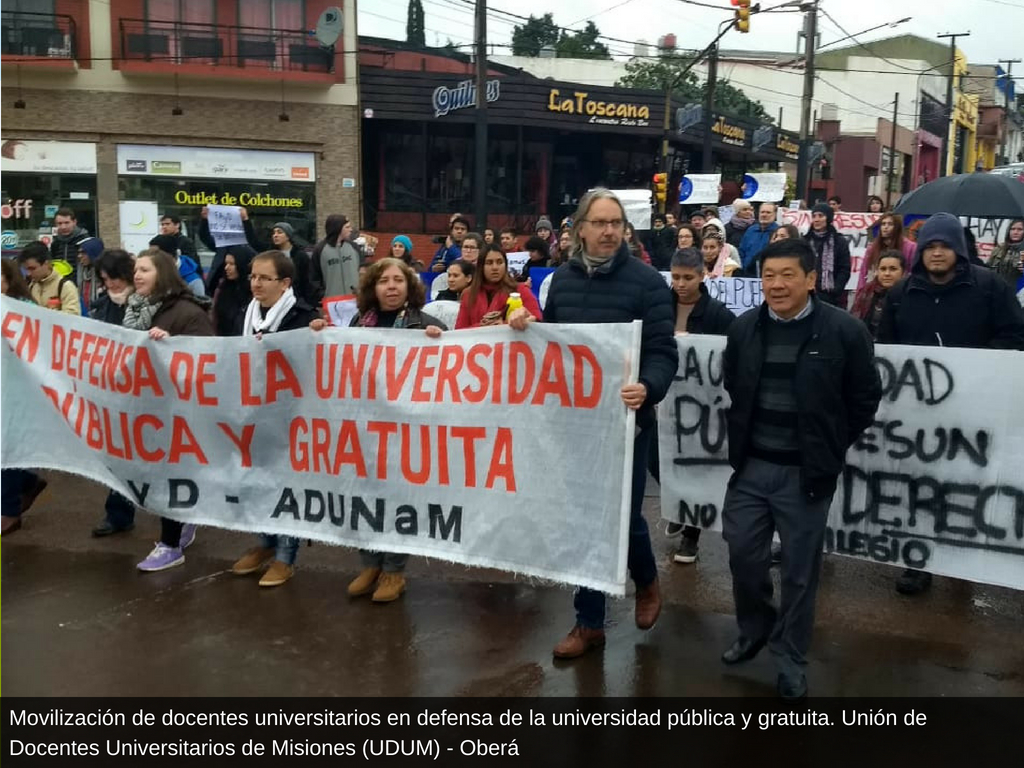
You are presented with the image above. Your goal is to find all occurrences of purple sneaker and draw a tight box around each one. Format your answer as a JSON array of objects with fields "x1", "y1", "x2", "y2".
[
  {"x1": 179, "y1": 524, "x2": 197, "y2": 550},
  {"x1": 137, "y1": 543, "x2": 184, "y2": 572}
]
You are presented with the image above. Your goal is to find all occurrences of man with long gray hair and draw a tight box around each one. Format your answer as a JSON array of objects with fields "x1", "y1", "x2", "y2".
[{"x1": 508, "y1": 188, "x2": 678, "y2": 659}]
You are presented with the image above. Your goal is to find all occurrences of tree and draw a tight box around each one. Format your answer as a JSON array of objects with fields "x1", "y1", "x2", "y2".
[
  {"x1": 406, "y1": 0, "x2": 425, "y2": 47},
  {"x1": 555, "y1": 22, "x2": 611, "y2": 60},
  {"x1": 617, "y1": 54, "x2": 773, "y2": 124},
  {"x1": 511, "y1": 13, "x2": 560, "y2": 57},
  {"x1": 511, "y1": 14, "x2": 612, "y2": 60}
]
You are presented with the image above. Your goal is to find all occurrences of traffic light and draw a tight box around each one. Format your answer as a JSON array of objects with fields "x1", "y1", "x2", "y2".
[
  {"x1": 732, "y1": 0, "x2": 751, "y2": 34},
  {"x1": 653, "y1": 173, "x2": 669, "y2": 203}
]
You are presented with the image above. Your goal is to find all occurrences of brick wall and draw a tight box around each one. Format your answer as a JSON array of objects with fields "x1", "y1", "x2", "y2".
[{"x1": 2, "y1": 87, "x2": 360, "y2": 241}]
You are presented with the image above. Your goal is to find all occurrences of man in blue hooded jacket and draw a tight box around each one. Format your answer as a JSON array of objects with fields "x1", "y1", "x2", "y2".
[
  {"x1": 738, "y1": 202, "x2": 779, "y2": 275},
  {"x1": 878, "y1": 212, "x2": 1024, "y2": 595}
]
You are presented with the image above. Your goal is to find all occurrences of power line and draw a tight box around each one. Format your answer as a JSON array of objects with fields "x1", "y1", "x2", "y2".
[
  {"x1": 817, "y1": 7, "x2": 936, "y2": 74},
  {"x1": 566, "y1": 0, "x2": 642, "y2": 27}
]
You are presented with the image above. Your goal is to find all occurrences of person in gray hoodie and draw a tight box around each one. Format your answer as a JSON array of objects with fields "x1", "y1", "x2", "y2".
[{"x1": 310, "y1": 214, "x2": 360, "y2": 303}]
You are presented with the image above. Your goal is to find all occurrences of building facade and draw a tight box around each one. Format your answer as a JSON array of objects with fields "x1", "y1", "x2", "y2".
[{"x1": 1, "y1": 0, "x2": 360, "y2": 260}]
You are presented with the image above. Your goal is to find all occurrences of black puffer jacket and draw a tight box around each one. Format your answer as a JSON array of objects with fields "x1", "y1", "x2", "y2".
[
  {"x1": 544, "y1": 243, "x2": 678, "y2": 427},
  {"x1": 878, "y1": 213, "x2": 1024, "y2": 350},
  {"x1": 724, "y1": 295, "x2": 882, "y2": 500},
  {"x1": 681, "y1": 283, "x2": 735, "y2": 335}
]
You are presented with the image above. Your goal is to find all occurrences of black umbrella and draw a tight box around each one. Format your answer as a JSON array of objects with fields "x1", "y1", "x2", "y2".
[{"x1": 893, "y1": 172, "x2": 1024, "y2": 218}]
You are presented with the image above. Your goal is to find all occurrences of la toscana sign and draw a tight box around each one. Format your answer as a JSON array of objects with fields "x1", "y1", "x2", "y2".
[{"x1": 546, "y1": 89, "x2": 651, "y2": 127}]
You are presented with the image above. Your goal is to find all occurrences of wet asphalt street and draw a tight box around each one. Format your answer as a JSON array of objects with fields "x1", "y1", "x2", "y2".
[{"x1": 2, "y1": 472, "x2": 1022, "y2": 697}]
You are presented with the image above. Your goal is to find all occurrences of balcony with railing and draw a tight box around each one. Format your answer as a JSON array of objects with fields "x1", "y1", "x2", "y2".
[
  {"x1": 1, "y1": 11, "x2": 78, "y2": 70},
  {"x1": 116, "y1": 18, "x2": 337, "y2": 83}
]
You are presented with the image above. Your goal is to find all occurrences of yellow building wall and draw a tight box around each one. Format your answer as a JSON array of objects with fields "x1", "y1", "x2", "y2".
[{"x1": 945, "y1": 51, "x2": 981, "y2": 175}]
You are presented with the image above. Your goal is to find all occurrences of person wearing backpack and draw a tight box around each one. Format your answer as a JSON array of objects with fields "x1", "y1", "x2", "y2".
[{"x1": 18, "y1": 241, "x2": 80, "y2": 315}]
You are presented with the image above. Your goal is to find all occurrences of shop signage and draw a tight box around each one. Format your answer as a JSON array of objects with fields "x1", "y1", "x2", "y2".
[
  {"x1": 547, "y1": 89, "x2": 651, "y2": 126},
  {"x1": 1, "y1": 199, "x2": 33, "y2": 219},
  {"x1": 1, "y1": 140, "x2": 97, "y2": 174},
  {"x1": 711, "y1": 116, "x2": 747, "y2": 147},
  {"x1": 432, "y1": 79, "x2": 500, "y2": 117},
  {"x1": 172, "y1": 190, "x2": 304, "y2": 208},
  {"x1": 676, "y1": 103, "x2": 703, "y2": 133},
  {"x1": 2, "y1": 231, "x2": 18, "y2": 249},
  {"x1": 777, "y1": 133, "x2": 800, "y2": 160},
  {"x1": 752, "y1": 125, "x2": 774, "y2": 153},
  {"x1": 116, "y1": 145, "x2": 316, "y2": 183}
]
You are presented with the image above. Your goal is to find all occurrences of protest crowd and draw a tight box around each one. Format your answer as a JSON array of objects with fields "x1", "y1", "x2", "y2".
[{"x1": 3, "y1": 182, "x2": 1024, "y2": 702}]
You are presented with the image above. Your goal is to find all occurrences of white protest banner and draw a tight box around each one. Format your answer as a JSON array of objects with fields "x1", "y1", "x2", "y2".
[
  {"x1": 323, "y1": 295, "x2": 358, "y2": 328},
  {"x1": 704, "y1": 277, "x2": 763, "y2": 315},
  {"x1": 611, "y1": 189, "x2": 653, "y2": 230},
  {"x1": 207, "y1": 205, "x2": 248, "y2": 248},
  {"x1": 506, "y1": 251, "x2": 530, "y2": 278},
  {"x1": 0, "y1": 297, "x2": 641, "y2": 594},
  {"x1": 782, "y1": 210, "x2": 882, "y2": 290},
  {"x1": 741, "y1": 173, "x2": 787, "y2": 202},
  {"x1": 679, "y1": 174, "x2": 721, "y2": 205},
  {"x1": 658, "y1": 335, "x2": 1024, "y2": 591}
]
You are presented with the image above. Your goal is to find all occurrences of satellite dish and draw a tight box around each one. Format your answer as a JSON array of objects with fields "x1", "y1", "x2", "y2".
[{"x1": 315, "y1": 6, "x2": 343, "y2": 47}]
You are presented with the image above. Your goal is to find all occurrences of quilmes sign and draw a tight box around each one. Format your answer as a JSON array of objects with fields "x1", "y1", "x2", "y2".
[
  {"x1": 548, "y1": 89, "x2": 651, "y2": 126},
  {"x1": 433, "y1": 79, "x2": 501, "y2": 117}
]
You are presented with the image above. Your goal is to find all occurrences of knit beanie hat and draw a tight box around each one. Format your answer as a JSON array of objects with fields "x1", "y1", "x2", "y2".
[
  {"x1": 536, "y1": 218, "x2": 553, "y2": 232},
  {"x1": 811, "y1": 202, "x2": 834, "y2": 226},
  {"x1": 391, "y1": 235, "x2": 413, "y2": 255},
  {"x1": 273, "y1": 222, "x2": 296, "y2": 241}
]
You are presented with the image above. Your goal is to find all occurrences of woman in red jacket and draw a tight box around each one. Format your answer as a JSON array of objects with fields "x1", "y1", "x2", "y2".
[{"x1": 455, "y1": 246, "x2": 542, "y2": 328}]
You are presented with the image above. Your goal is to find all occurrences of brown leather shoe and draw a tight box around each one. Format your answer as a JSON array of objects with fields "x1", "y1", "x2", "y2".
[
  {"x1": 635, "y1": 578, "x2": 662, "y2": 629},
  {"x1": 347, "y1": 567, "x2": 382, "y2": 597},
  {"x1": 552, "y1": 625, "x2": 606, "y2": 659}
]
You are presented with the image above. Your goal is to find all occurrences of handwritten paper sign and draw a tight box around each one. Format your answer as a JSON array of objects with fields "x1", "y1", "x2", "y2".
[
  {"x1": 658, "y1": 335, "x2": 1024, "y2": 592},
  {"x1": 506, "y1": 251, "x2": 530, "y2": 279},
  {"x1": 323, "y1": 295, "x2": 358, "y2": 328},
  {"x1": 207, "y1": 205, "x2": 247, "y2": 248}
]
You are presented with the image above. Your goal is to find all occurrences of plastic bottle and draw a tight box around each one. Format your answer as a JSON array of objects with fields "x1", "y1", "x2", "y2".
[{"x1": 505, "y1": 292, "x2": 524, "y2": 321}]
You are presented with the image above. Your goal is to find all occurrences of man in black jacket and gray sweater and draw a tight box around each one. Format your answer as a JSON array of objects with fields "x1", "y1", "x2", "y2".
[
  {"x1": 720, "y1": 239, "x2": 881, "y2": 699},
  {"x1": 508, "y1": 188, "x2": 679, "y2": 660}
]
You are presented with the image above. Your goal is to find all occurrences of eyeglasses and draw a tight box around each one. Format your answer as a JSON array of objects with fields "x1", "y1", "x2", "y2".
[
  {"x1": 249, "y1": 275, "x2": 281, "y2": 284},
  {"x1": 583, "y1": 219, "x2": 624, "y2": 230}
]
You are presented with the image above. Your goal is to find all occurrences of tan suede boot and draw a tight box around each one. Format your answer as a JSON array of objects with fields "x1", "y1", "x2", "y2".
[
  {"x1": 232, "y1": 547, "x2": 275, "y2": 575},
  {"x1": 371, "y1": 572, "x2": 406, "y2": 602},
  {"x1": 347, "y1": 567, "x2": 382, "y2": 597}
]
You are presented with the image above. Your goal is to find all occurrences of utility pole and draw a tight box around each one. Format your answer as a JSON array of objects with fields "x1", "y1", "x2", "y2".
[
  {"x1": 701, "y1": 44, "x2": 719, "y2": 172},
  {"x1": 474, "y1": 0, "x2": 488, "y2": 229},
  {"x1": 795, "y1": 1, "x2": 818, "y2": 206},
  {"x1": 886, "y1": 93, "x2": 899, "y2": 209},
  {"x1": 937, "y1": 31, "x2": 969, "y2": 177},
  {"x1": 998, "y1": 58, "x2": 1021, "y2": 165}
]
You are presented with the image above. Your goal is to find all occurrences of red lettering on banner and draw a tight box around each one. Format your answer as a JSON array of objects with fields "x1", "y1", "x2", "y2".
[
  {"x1": 451, "y1": 426, "x2": 487, "y2": 487},
  {"x1": 485, "y1": 427, "x2": 516, "y2": 491},
  {"x1": 85, "y1": 401, "x2": 103, "y2": 449},
  {"x1": 367, "y1": 420, "x2": 398, "y2": 480},
  {"x1": 66, "y1": 329, "x2": 83, "y2": 377},
  {"x1": 312, "y1": 418, "x2": 331, "y2": 472},
  {"x1": 239, "y1": 352, "x2": 260, "y2": 405},
  {"x1": 196, "y1": 354, "x2": 218, "y2": 405},
  {"x1": 331, "y1": 420, "x2": 368, "y2": 477},
  {"x1": 401, "y1": 423, "x2": 431, "y2": 485},
  {"x1": 385, "y1": 346, "x2": 419, "y2": 400},
  {"x1": 508, "y1": 342, "x2": 535, "y2": 405},
  {"x1": 411, "y1": 346, "x2": 440, "y2": 402},
  {"x1": 169, "y1": 416, "x2": 208, "y2": 464},
  {"x1": 462, "y1": 344, "x2": 490, "y2": 403},
  {"x1": 570, "y1": 345, "x2": 602, "y2": 408},
  {"x1": 169, "y1": 352, "x2": 218, "y2": 404},
  {"x1": 50, "y1": 326, "x2": 65, "y2": 370},
  {"x1": 267, "y1": 350, "x2": 302, "y2": 402},
  {"x1": 339, "y1": 343, "x2": 368, "y2": 398},
  {"x1": 1, "y1": 312, "x2": 39, "y2": 362},
  {"x1": 217, "y1": 423, "x2": 255, "y2": 467},
  {"x1": 437, "y1": 425, "x2": 450, "y2": 486},
  {"x1": 492, "y1": 342, "x2": 504, "y2": 404},
  {"x1": 435, "y1": 346, "x2": 465, "y2": 403},
  {"x1": 134, "y1": 415, "x2": 165, "y2": 462},
  {"x1": 290, "y1": 418, "x2": 308, "y2": 471},
  {"x1": 103, "y1": 409, "x2": 133, "y2": 460},
  {"x1": 89, "y1": 337, "x2": 108, "y2": 387},
  {"x1": 132, "y1": 347, "x2": 164, "y2": 397},
  {"x1": 532, "y1": 342, "x2": 571, "y2": 406},
  {"x1": 367, "y1": 346, "x2": 383, "y2": 400}
]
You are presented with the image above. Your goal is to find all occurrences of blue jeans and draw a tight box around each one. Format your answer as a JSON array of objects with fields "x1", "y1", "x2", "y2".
[
  {"x1": 258, "y1": 534, "x2": 300, "y2": 566},
  {"x1": 1, "y1": 469, "x2": 36, "y2": 518},
  {"x1": 104, "y1": 491, "x2": 135, "y2": 529},
  {"x1": 360, "y1": 550, "x2": 409, "y2": 572},
  {"x1": 574, "y1": 425, "x2": 658, "y2": 629}
]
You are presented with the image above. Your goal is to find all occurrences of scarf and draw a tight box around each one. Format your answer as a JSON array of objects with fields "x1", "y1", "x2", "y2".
[
  {"x1": 107, "y1": 286, "x2": 133, "y2": 306},
  {"x1": 729, "y1": 214, "x2": 754, "y2": 232},
  {"x1": 581, "y1": 251, "x2": 614, "y2": 275},
  {"x1": 123, "y1": 292, "x2": 162, "y2": 331},
  {"x1": 243, "y1": 287, "x2": 296, "y2": 336},
  {"x1": 809, "y1": 228, "x2": 836, "y2": 292},
  {"x1": 357, "y1": 305, "x2": 412, "y2": 328}
]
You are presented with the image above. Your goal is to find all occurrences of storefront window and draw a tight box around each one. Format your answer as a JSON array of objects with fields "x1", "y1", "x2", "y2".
[
  {"x1": 426, "y1": 133, "x2": 473, "y2": 214},
  {"x1": 1, "y1": 175, "x2": 98, "y2": 252},
  {"x1": 117, "y1": 176, "x2": 316, "y2": 258},
  {"x1": 486, "y1": 137, "x2": 517, "y2": 214},
  {"x1": 381, "y1": 131, "x2": 426, "y2": 213}
]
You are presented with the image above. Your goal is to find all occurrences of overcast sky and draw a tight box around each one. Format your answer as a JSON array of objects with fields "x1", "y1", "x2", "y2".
[{"x1": 359, "y1": 0, "x2": 1024, "y2": 76}]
